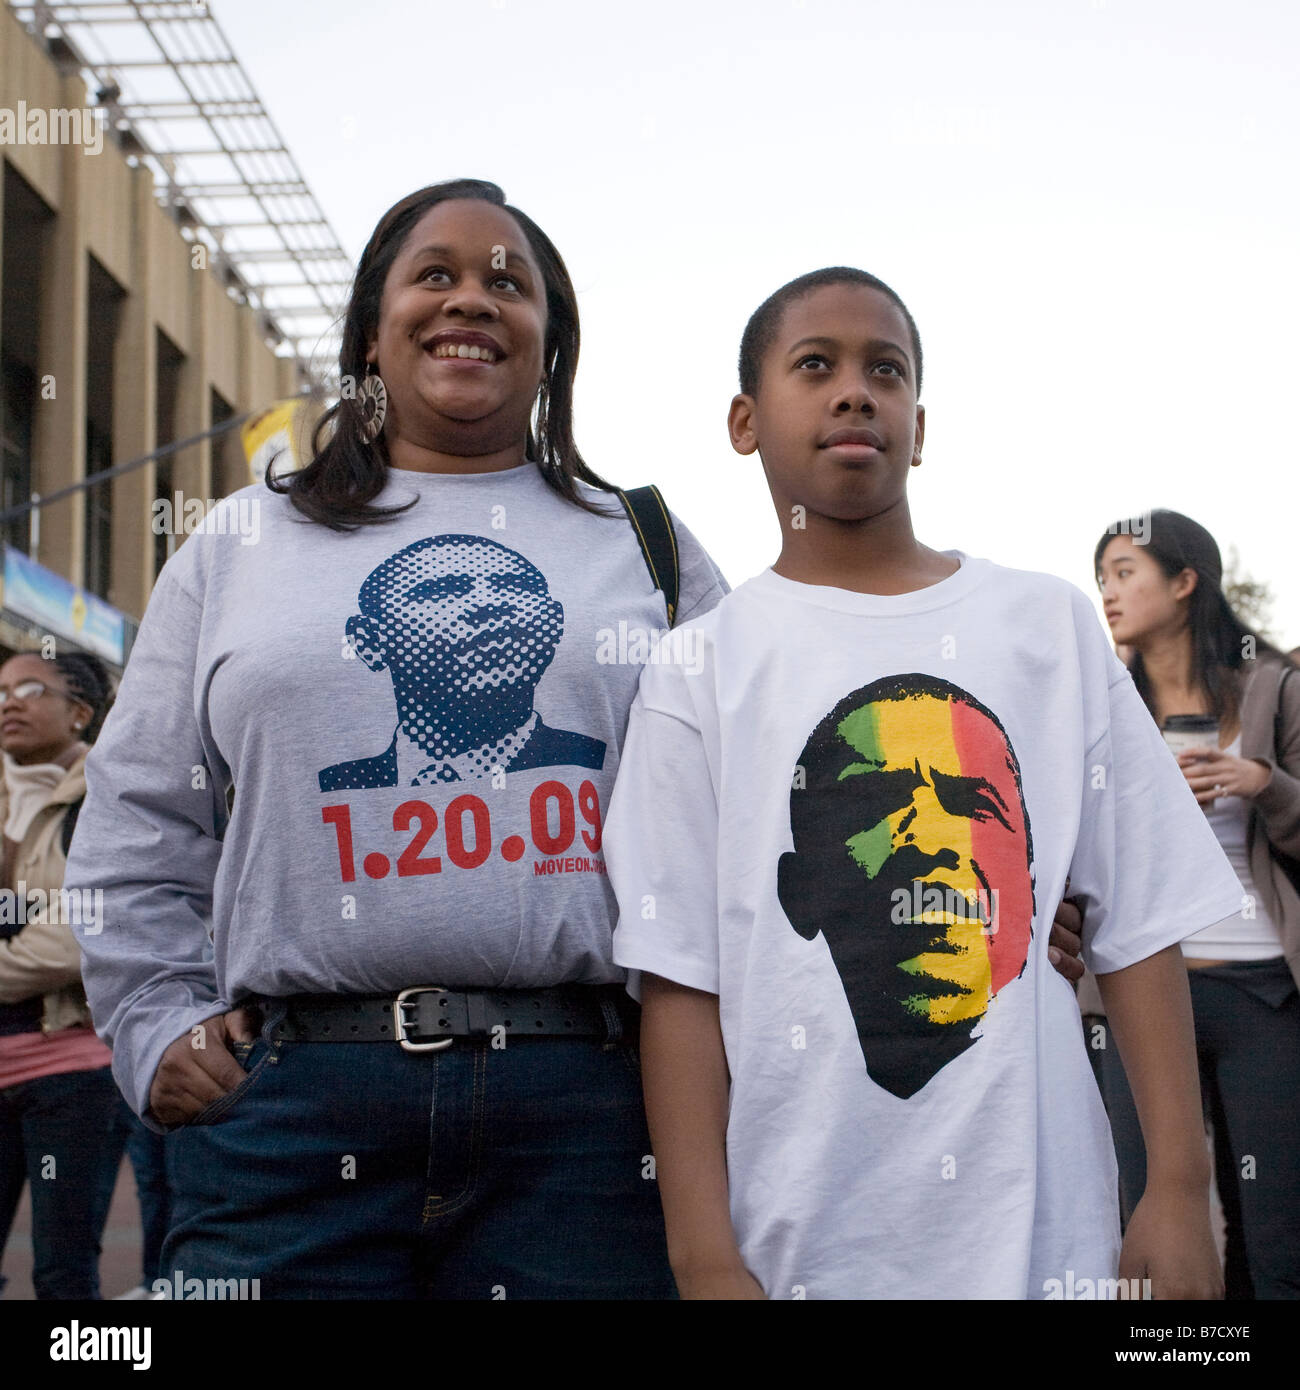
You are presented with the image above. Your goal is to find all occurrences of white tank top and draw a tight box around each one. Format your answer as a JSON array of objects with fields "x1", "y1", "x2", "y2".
[{"x1": 1180, "y1": 734, "x2": 1283, "y2": 960}]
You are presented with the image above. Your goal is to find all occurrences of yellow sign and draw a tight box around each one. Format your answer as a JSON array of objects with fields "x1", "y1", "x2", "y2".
[{"x1": 241, "y1": 399, "x2": 310, "y2": 484}]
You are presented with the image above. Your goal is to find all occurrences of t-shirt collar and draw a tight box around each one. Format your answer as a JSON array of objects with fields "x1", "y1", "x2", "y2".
[{"x1": 751, "y1": 551, "x2": 989, "y2": 616}]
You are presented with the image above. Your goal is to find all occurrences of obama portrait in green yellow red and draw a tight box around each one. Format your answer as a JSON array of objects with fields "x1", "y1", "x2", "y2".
[{"x1": 779, "y1": 674, "x2": 1036, "y2": 1099}]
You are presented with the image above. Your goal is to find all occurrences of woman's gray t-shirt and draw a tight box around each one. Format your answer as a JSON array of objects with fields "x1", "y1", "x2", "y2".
[{"x1": 66, "y1": 462, "x2": 727, "y2": 1124}]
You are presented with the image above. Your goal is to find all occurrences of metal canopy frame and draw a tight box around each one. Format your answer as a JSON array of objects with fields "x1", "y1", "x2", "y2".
[{"x1": 9, "y1": 0, "x2": 349, "y2": 387}]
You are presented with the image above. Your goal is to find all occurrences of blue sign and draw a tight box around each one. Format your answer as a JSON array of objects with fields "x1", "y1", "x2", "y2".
[{"x1": 2, "y1": 546, "x2": 127, "y2": 666}]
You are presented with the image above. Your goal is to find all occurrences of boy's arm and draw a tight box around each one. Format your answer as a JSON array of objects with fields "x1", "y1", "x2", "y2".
[
  {"x1": 1094, "y1": 946, "x2": 1222, "y2": 1300},
  {"x1": 639, "y1": 972, "x2": 765, "y2": 1300}
]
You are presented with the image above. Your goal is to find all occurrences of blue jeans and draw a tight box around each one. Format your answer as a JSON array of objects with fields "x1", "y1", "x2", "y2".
[
  {"x1": 95, "y1": 1092, "x2": 173, "y2": 1285},
  {"x1": 162, "y1": 1000, "x2": 676, "y2": 1299},
  {"x1": 0, "y1": 1063, "x2": 121, "y2": 1299}
]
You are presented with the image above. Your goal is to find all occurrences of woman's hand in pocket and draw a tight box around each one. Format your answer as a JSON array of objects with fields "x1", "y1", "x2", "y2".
[{"x1": 147, "y1": 1005, "x2": 263, "y2": 1127}]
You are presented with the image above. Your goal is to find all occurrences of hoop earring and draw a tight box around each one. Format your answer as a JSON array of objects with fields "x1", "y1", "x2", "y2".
[{"x1": 358, "y1": 365, "x2": 388, "y2": 443}]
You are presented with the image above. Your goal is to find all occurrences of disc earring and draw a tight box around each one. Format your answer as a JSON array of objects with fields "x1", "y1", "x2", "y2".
[{"x1": 358, "y1": 365, "x2": 388, "y2": 442}]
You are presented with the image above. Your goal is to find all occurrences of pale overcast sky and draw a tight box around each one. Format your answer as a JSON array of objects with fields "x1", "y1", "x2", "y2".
[{"x1": 216, "y1": 0, "x2": 1298, "y2": 645}]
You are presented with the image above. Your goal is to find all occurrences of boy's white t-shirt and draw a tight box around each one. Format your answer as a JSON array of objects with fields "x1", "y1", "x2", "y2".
[{"x1": 606, "y1": 554, "x2": 1244, "y2": 1300}]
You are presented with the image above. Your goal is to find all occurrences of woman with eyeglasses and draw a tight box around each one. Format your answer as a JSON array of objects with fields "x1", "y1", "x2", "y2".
[{"x1": 0, "y1": 649, "x2": 116, "y2": 1298}]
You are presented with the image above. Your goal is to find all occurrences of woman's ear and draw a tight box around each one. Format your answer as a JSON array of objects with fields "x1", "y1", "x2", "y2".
[{"x1": 1173, "y1": 567, "x2": 1200, "y2": 602}]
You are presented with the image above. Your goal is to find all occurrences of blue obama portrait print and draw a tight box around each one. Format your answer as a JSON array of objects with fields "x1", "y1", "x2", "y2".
[{"x1": 319, "y1": 534, "x2": 606, "y2": 791}]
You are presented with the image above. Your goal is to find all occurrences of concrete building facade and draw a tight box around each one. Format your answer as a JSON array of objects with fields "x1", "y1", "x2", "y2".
[{"x1": 0, "y1": 3, "x2": 310, "y2": 672}]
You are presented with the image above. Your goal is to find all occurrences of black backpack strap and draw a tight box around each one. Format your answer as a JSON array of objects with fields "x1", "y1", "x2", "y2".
[
  {"x1": 60, "y1": 795, "x2": 84, "y2": 857},
  {"x1": 616, "y1": 485, "x2": 680, "y2": 627}
]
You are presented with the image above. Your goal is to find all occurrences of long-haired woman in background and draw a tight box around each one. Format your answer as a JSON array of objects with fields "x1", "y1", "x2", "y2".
[{"x1": 1095, "y1": 509, "x2": 1300, "y2": 1299}]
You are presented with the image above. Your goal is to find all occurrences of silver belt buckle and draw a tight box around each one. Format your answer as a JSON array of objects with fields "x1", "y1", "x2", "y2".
[{"x1": 393, "y1": 986, "x2": 455, "y2": 1053}]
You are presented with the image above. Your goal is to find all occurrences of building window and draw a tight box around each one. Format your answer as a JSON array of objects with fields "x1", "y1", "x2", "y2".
[
  {"x1": 1, "y1": 358, "x2": 34, "y2": 555},
  {"x1": 84, "y1": 255, "x2": 124, "y2": 597},
  {"x1": 83, "y1": 417, "x2": 113, "y2": 598},
  {"x1": 211, "y1": 387, "x2": 238, "y2": 498},
  {"x1": 2, "y1": 164, "x2": 53, "y2": 558},
  {"x1": 154, "y1": 330, "x2": 184, "y2": 578}
]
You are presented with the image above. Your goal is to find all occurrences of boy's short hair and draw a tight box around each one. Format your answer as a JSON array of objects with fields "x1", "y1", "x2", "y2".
[{"x1": 738, "y1": 267, "x2": 923, "y2": 399}]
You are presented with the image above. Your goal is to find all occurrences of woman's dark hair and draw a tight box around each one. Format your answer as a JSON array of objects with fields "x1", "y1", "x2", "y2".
[
  {"x1": 268, "y1": 178, "x2": 618, "y2": 530},
  {"x1": 738, "y1": 266, "x2": 923, "y2": 398},
  {"x1": 50, "y1": 650, "x2": 114, "y2": 744},
  {"x1": 1094, "y1": 508, "x2": 1282, "y2": 723}
]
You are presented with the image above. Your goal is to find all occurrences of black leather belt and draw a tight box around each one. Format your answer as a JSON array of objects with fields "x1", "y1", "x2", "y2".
[{"x1": 269, "y1": 984, "x2": 633, "y2": 1053}]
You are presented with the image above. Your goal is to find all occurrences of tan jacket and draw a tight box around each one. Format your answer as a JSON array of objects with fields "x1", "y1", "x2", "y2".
[
  {"x1": 0, "y1": 748, "x2": 94, "y2": 1033},
  {"x1": 1078, "y1": 654, "x2": 1300, "y2": 1013}
]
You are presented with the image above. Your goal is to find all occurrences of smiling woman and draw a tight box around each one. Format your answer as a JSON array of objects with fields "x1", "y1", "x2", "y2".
[
  {"x1": 273, "y1": 179, "x2": 617, "y2": 528},
  {"x1": 64, "y1": 178, "x2": 730, "y2": 1300}
]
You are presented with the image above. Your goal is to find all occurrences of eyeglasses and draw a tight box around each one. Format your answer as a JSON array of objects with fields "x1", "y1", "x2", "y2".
[{"x1": 0, "y1": 679, "x2": 76, "y2": 706}]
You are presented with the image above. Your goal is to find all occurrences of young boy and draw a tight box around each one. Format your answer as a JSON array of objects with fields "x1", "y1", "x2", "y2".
[{"x1": 604, "y1": 268, "x2": 1243, "y2": 1300}]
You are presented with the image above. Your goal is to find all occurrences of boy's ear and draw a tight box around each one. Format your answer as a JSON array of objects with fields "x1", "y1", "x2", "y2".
[
  {"x1": 728, "y1": 394, "x2": 760, "y2": 456},
  {"x1": 911, "y1": 403, "x2": 926, "y2": 467}
]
